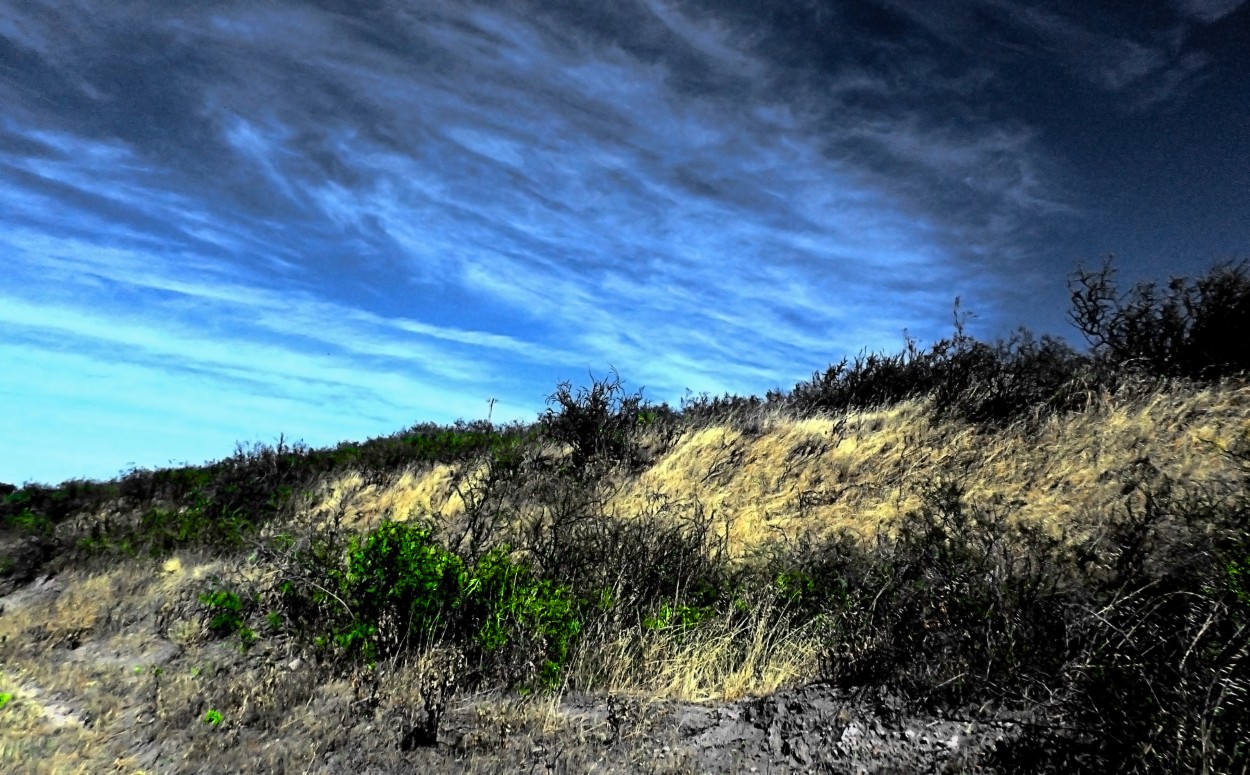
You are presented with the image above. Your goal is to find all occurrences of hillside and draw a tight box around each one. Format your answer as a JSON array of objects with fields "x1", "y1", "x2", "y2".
[{"x1": 2, "y1": 262, "x2": 1249, "y2": 773}]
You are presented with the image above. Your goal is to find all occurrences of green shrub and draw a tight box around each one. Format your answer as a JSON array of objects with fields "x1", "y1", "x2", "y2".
[
  {"x1": 324, "y1": 521, "x2": 581, "y2": 689},
  {"x1": 335, "y1": 520, "x2": 465, "y2": 659},
  {"x1": 9, "y1": 508, "x2": 53, "y2": 536},
  {"x1": 462, "y1": 546, "x2": 580, "y2": 689},
  {"x1": 199, "y1": 584, "x2": 256, "y2": 647}
]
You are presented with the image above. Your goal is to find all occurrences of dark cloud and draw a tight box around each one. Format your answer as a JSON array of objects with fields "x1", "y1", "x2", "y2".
[{"x1": 1172, "y1": 0, "x2": 1248, "y2": 22}]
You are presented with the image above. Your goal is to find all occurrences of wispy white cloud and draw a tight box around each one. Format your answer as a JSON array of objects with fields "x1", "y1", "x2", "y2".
[{"x1": 15, "y1": 0, "x2": 1217, "y2": 483}]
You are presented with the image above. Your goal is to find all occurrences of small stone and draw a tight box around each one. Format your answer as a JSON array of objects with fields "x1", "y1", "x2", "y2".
[
  {"x1": 840, "y1": 723, "x2": 862, "y2": 744},
  {"x1": 288, "y1": 658, "x2": 304, "y2": 671}
]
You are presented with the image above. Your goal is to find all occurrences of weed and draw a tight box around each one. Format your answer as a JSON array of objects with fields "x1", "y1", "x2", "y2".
[{"x1": 642, "y1": 601, "x2": 715, "y2": 633}]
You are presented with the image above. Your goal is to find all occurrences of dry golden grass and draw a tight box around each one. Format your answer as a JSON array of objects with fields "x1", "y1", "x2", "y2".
[
  {"x1": 284, "y1": 382, "x2": 1249, "y2": 560},
  {"x1": 308, "y1": 463, "x2": 461, "y2": 532},
  {"x1": 569, "y1": 598, "x2": 822, "y2": 702},
  {"x1": 606, "y1": 382, "x2": 1250, "y2": 555}
]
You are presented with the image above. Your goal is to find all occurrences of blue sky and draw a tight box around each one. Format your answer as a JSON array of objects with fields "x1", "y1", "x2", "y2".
[{"x1": 2, "y1": 0, "x2": 1247, "y2": 485}]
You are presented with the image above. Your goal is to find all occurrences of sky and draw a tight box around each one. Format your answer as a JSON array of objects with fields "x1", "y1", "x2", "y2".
[{"x1": 2, "y1": 0, "x2": 1247, "y2": 485}]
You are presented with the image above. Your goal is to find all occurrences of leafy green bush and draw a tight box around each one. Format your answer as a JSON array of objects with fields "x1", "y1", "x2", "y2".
[
  {"x1": 290, "y1": 520, "x2": 581, "y2": 690},
  {"x1": 335, "y1": 521, "x2": 465, "y2": 659},
  {"x1": 461, "y1": 546, "x2": 580, "y2": 689}
]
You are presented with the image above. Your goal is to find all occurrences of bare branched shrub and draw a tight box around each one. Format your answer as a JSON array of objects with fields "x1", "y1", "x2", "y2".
[
  {"x1": 541, "y1": 367, "x2": 657, "y2": 478},
  {"x1": 1070, "y1": 256, "x2": 1250, "y2": 381}
]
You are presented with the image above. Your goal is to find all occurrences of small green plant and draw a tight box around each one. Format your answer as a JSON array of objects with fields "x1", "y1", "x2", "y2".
[
  {"x1": 200, "y1": 587, "x2": 245, "y2": 632},
  {"x1": 199, "y1": 583, "x2": 257, "y2": 648},
  {"x1": 1228, "y1": 554, "x2": 1250, "y2": 609},
  {"x1": 774, "y1": 569, "x2": 816, "y2": 603},
  {"x1": 203, "y1": 708, "x2": 223, "y2": 727},
  {"x1": 0, "y1": 692, "x2": 12, "y2": 710},
  {"x1": 10, "y1": 507, "x2": 52, "y2": 536},
  {"x1": 642, "y1": 600, "x2": 715, "y2": 632}
]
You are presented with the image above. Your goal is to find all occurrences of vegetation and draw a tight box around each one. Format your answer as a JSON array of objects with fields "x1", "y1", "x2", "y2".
[{"x1": 1, "y1": 258, "x2": 1249, "y2": 772}]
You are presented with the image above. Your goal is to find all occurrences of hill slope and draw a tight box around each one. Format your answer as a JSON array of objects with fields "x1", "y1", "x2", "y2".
[{"x1": 2, "y1": 377, "x2": 1248, "y2": 773}]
